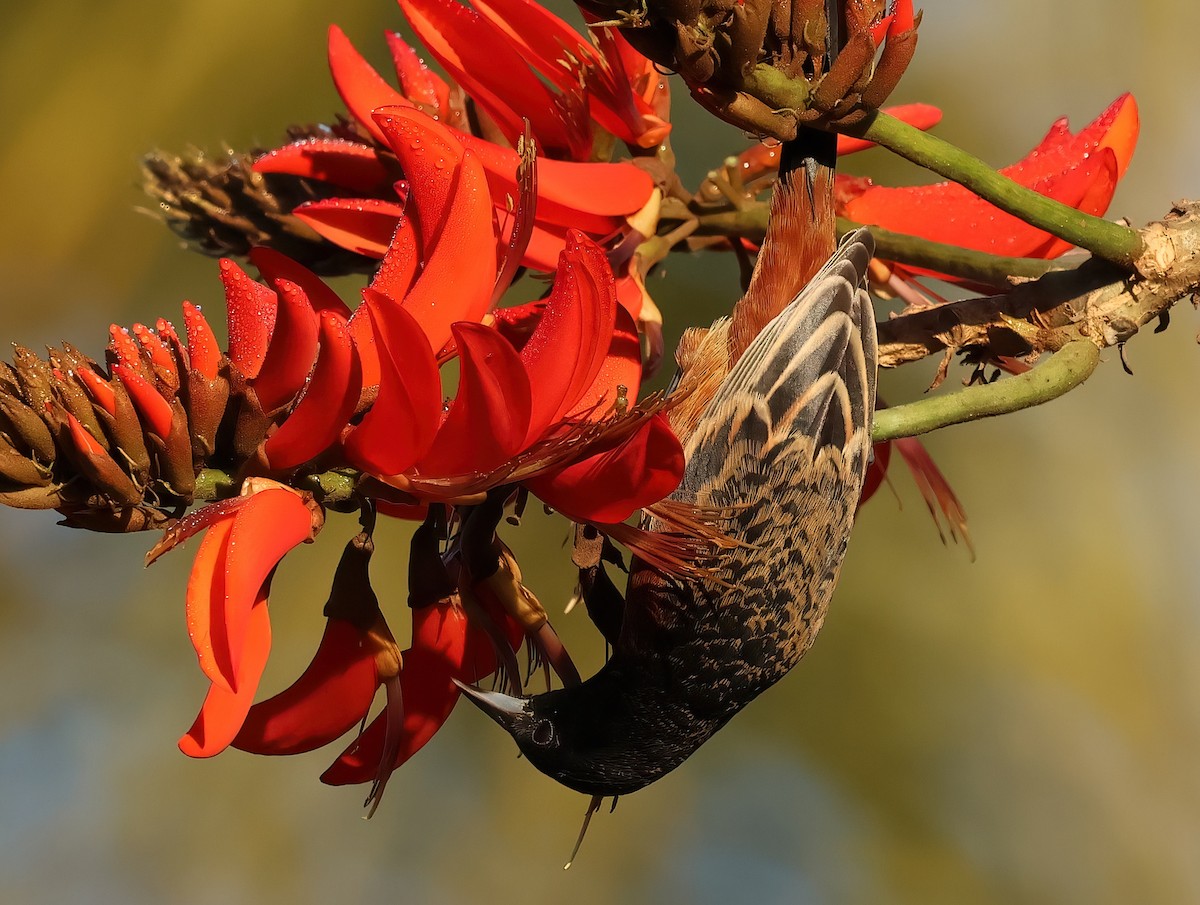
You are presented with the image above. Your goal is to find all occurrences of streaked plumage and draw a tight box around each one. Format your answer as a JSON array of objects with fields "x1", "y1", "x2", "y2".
[{"x1": 460, "y1": 214, "x2": 878, "y2": 796}]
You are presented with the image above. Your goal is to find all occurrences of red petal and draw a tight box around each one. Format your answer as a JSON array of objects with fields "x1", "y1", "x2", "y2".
[
  {"x1": 262, "y1": 313, "x2": 362, "y2": 471},
  {"x1": 397, "y1": 0, "x2": 569, "y2": 153},
  {"x1": 375, "y1": 113, "x2": 498, "y2": 352},
  {"x1": 321, "y1": 601, "x2": 469, "y2": 785},
  {"x1": 114, "y1": 364, "x2": 174, "y2": 439},
  {"x1": 366, "y1": 213, "x2": 421, "y2": 301},
  {"x1": 249, "y1": 247, "x2": 354, "y2": 318},
  {"x1": 179, "y1": 592, "x2": 272, "y2": 758},
  {"x1": 859, "y1": 439, "x2": 893, "y2": 506},
  {"x1": 519, "y1": 233, "x2": 618, "y2": 442},
  {"x1": 843, "y1": 96, "x2": 1138, "y2": 261},
  {"x1": 185, "y1": 514, "x2": 238, "y2": 691},
  {"x1": 183, "y1": 302, "x2": 221, "y2": 380},
  {"x1": 253, "y1": 138, "x2": 391, "y2": 194},
  {"x1": 293, "y1": 198, "x2": 409, "y2": 259},
  {"x1": 417, "y1": 322, "x2": 531, "y2": 477},
  {"x1": 76, "y1": 367, "x2": 117, "y2": 417},
  {"x1": 470, "y1": 0, "x2": 597, "y2": 95},
  {"x1": 252, "y1": 279, "x2": 321, "y2": 413},
  {"x1": 222, "y1": 490, "x2": 315, "y2": 690},
  {"x1": 327, "y1": 24, "x2": 411, "y2": 145},
  {"x1": 343, "y1": 296, "x2": 442, "y2": 476},
  {"x1": 385, "y1": 31, "x2": 451, "y2": 114},
  {"x1": 220, "y1": 259, "x2": 277, "y2": 379},
  {"x1": 564, "y1": 303, "x2": 642, "y2": 421},
  {"x1": 234, "y1": 619, "x2": 379, "y2": 755},
  {"x1": 528, "y1": 413, "x2": 684, "y2": 523}
]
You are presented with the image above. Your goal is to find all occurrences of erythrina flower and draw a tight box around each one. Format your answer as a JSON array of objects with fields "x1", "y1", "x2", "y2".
[
  {"x1": 145, "y1": 479, "x2": 325, "y2": 758},
  {"x1": 839, "y1": 94, "x2": 1140, "y2": 269},
  {"x1": 333, "y1": 107, "x2": 684, "y2": 525},
  {"x1": 253, "y1": 16, "x2": 663, "y2": 320}
]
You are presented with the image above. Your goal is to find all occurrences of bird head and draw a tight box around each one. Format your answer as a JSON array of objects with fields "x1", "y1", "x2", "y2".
[{"x1": 454, "y1": 669, "x2": 723, "y2": 797}]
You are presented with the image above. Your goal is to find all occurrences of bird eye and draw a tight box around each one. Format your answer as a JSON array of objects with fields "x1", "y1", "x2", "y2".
[{"x1": 531, "y1": 719, "x2": 556, "y2": 748}]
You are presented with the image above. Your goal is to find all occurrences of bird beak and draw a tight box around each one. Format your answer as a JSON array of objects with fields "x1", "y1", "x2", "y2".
[{"x1": 453, "y1": 678, "x2": 528, "y2": 731}]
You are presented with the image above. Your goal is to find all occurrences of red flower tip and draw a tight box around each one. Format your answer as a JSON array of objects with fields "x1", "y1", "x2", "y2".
[
  {"x1": 182, "y1": 301, "x2": 221, "y2": 380},
  {"x1": 114, "y1": 363, "x2": 174, "y2": 439},
  {"x1": 75, "y1": 367, "x2": 117, "y2": 418},
  {"x1": 252, "y1": 278, "x2": 321, "y2": 414},
  {"x1": 261, "y1": 311, "x2": 362, "y2": 471},
  {"x1": 219, "y1": 259, "x2": 277, "y2": 379}
]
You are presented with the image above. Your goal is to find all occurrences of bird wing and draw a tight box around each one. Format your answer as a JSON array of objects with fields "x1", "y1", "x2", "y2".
[{"x1": 621, "y1": 230, "x2": 877, "y2": 712}]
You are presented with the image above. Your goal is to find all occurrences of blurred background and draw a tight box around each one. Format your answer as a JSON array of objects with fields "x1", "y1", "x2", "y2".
[{"x1": 2, "y1": 2, "x2": 1199, "y2": 903}]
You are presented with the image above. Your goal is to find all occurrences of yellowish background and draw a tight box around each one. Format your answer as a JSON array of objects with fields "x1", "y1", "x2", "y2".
[{"x1": 2, "y1": 2, "x2": 1199, "y2": 903}]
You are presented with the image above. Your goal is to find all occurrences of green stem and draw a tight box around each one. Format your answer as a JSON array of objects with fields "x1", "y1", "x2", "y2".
[
  {"x1": 691, "y1": 206, "x2": 1064, "y2": 284},
  {"x1": 851, "y1": 111, "x2": 1145, "y2": 268},
  {"x1": 837, "y1": 218, "x2": 1063, "y2": 284},
  {"x1": 193, "y1": 467, "x2": 359, "y2": 505},
  {"x1": 872, "y1": 341, "x2": 1101, "y2": 442}
]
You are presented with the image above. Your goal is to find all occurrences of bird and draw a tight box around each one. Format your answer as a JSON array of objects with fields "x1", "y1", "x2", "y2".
[{"x1": 456, "y1": 125, "x2": 879, "y2": 799}]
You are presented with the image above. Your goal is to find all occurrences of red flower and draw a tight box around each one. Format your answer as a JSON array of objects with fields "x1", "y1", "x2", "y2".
[
  {"x1": 145, "y1": 479, "x2": 324, "y2": 758},
  {"x1": 254, "y1": 21, "x2": 661, "y2": 286},
  {"x1": 840, "y1": 94, "x2": 1140, "y2": 268}
]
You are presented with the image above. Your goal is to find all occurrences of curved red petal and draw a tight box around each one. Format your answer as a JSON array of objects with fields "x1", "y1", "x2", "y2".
[
  {"x1": 418, "y1": 322, "x2": 531, "y2": 477},
  {"x1": 321, "y1": 601, "x2": 469, "y2": 786},
  {"x1": 179, "y1": 593, "x2": 271, "y2": 758},
  {"x1": 223, "y1": 490, "x2": 315, "y2": 689},
  {"x1": 397, "y1": 0, "x2": 569, "y2": 152},
  {"x1": 233, "y1": 619, "x2": 379, "y2": 755},
  {"x1": 293, "y1": 198, "x2": 409, "y2": 259},
  {"x1": 372, "y1": 107, "x2": 464, "y2": 245},
  {"x1": 185, "y1": 515, "x2": 237, "y2": 692},
  {"x1": 253, "y1": 138, "x2": 391, "y2": 194},
  {"x1": 249, "y1": 247, "x2": 353, "y2": 318},
  {"x1": 327, "y1": 24, "x2": 411, "y2": 144},
  {"x1": 252, "y1": 279, "x2": 321, "y2": 413},
  {"x1": 114, "y1": 364, "x2": 174, "y2": 439},
  {"x1": 366, "y1": 213, "x2": 421, "y2": 301},
  {"x1": 262, "y1": 313, "x2": 362, "y2": 471},
  {"x1": 520, "y1": 233, "x2": 619, "y2": 442},
  {"x1": 384, "y1": 31, "x2": 451, "y2": 114},
  {"x1": 564, "y1": 303, "x2": 641, "y2": 422},
  {"x1": 343, "y1": 296, "x2": 442, "y2": 476},
  {"x1": 528, "y1": 412, "x2": 684, "y2": 524},
  {"x1": 859, "y1": 439, "x2": 893, "y2": 506},
  {"x1": 182, "y1": 302, "x2": 221, "y2": 380},
  {"x1": 220, "y1": 259, "x2": 277, "y2": 379}
]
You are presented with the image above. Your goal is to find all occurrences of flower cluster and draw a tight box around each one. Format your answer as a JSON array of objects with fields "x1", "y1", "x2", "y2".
[{"x1": 0, "y1": 0, "x2": 1143, "y2": 812}]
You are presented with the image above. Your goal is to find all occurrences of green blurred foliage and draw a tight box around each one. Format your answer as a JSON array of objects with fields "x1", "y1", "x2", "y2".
[{"x1": 2, "y1": 2, "x2": 1200, "y2": 903}]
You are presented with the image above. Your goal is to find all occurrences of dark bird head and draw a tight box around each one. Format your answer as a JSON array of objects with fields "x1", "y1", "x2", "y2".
[{"x1": 455, "y1": 664, "x2": 728, "y2": 797}]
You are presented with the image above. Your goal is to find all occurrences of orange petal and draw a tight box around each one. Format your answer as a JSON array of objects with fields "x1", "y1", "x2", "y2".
[
  {"x1": 223, "y1": 489, "x2": 316, "y2": 689},
  {"x1": 185, "y1": 514, "x2": 238, "y2": 692},
  {"x1": 179, "y1": 592, "x2": 272, "y2": 758}
]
